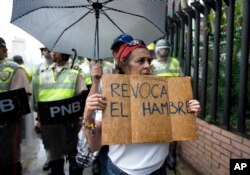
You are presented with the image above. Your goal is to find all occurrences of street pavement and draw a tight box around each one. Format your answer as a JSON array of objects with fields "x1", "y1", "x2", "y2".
[
  {"x1": 22, "y1": 138, "x2": 199, "y2": 175},
  {"x1": 21, "y1": 137, "x2": 199, "y2": 175},
  {"x1": 21, "y1": 136, "x2": 92, "y2": 175},
  {"x1": 19, "y1": 114, "x2": 199, "y2": 175}
]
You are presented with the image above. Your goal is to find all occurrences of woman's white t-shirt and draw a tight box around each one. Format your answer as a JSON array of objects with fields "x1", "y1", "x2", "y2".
[
  {"x1": 95, "y1": 111, "x2": 169, "y2": 175},
  {"x1": 109, "y1": 143, "x2": 169, "y2": 175}
]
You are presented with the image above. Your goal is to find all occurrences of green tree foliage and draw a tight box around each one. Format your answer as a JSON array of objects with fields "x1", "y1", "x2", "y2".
[{"x1": 203, "y1": 0, "x2": 248, "y2": 133}]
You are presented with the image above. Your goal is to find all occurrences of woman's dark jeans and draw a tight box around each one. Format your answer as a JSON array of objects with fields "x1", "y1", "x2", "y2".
[{"x1": 99, "y1": 146, "x2": 167, "y2": 175}]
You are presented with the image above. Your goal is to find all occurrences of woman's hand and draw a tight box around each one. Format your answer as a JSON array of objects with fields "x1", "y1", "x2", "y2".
[
  {"x1": 83, "y1": 93, "x2": 105, "y2": 152},
  {"x1": 187, "y1": 99, "x2": 201, "y2": 113},
  {"x1": 84, "y1": 93, "x2": 107, "y2": 123},
  {"x1": 91, "y1": 61, "x2": 103, "y2": 78}
]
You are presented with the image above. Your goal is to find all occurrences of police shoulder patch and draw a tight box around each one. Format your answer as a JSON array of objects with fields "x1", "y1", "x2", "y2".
[
  {"x1": 0, "y1": 71, "x2": 11, "y2": 81},
  {"x1": 69, "y1": 72, "x2": 77, "y2": 81}
]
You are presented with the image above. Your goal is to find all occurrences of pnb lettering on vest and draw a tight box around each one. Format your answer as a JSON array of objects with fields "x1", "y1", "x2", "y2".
[{"x1": 38, "y1": 93, "x2": 87, "y2": 125}]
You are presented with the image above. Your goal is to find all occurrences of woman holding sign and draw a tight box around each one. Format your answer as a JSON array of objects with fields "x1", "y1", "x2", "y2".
[{"x1": 83, "y1": 40, "x2": 200, "y2": 175}]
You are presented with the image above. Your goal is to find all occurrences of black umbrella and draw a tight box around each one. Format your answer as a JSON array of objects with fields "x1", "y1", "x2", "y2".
[{"x1": 11, "y1": 0, "x2": 167, "y2": 59}]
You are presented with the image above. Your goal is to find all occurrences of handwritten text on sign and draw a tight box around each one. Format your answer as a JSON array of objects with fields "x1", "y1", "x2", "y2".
[
  {"x1": 109, "y1": 81, "x2": 192, "y2": 117},
  {"x1": 102, "y1": 74, "x2": 197, "y2": 145}
]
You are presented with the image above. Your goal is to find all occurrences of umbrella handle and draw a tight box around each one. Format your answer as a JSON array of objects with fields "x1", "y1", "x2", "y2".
[
  {"x1": 71, "y1": 48, "x2": 78, "y2": 69},
  {"x1": 90, "y1": 60, "x2": 103, "y2": 79}
]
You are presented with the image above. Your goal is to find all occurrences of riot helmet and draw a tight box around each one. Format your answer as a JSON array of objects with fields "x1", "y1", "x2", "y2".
[{"x1": 155, "y1": 39, "x2": 171, "y2": 59}]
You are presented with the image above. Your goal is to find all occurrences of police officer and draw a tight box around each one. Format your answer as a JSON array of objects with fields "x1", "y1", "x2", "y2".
[
  {"x1": 34, "y1": 51, "x2": 88, "y2": 175},
  {"x1": 0, "y1": 37, "x2": 31, "y2": 175},
  {"x1": 37, "y1": 47, "x2": 53, "y2": 73},
  {"x1": 151, "y1": 38, "x2": 183, "y2": 173},
  {"x1": 79, "y1": 58, "x2": 92, "y2": 90},
  {"x1": 33, "y1": 47, "x2": 53, "y2": 171},
  {"x1": 12, "y1": 55, "x2": 33, "y2": 148},
  {"x1": 33, "y1": 47, "x2": 53, "y2": 87},
  {"x1": 33, "y1": 47, "x2": 53, "y2": 104},
  {"x1": 152, "y1": 38, "x2": 182, "y2": 76},
  {"x1": 12, "y1": 55, "x2": 32, "y2": 83},
  {"x1": 147, "y1": 42, "x2": 156, "y2": 59}
]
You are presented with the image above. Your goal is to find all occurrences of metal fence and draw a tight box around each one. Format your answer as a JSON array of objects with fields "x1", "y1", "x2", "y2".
[{"x1": 166, "y1": 0, "x2": 249, "y2": 137}]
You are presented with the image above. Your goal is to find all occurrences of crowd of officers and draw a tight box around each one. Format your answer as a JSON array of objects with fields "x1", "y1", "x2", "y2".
[{"x1": 0, "y1": 35, "x2": 182, "y2": 175}]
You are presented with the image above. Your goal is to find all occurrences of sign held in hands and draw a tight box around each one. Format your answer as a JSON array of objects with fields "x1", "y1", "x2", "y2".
[{"x1": 102, "y1": 74, "x2": 198, "y2": 145}]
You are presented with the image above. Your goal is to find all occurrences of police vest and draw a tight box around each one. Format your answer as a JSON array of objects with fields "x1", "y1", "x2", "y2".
[
  {"x1": 34, "y1": 62, "x2": 50, "y2": 76},
  {"x1": 84, "y1": 75, "x2": 92, "y2": 85},
  {"x1": 33, "y1": 63, "x2": 49, "y2": 104},
  {"x1": 152, "y1": 57, "x2": 181, "y2": 77},
  {"x1": 37, "y1": 68, "x2": 79, "y2": 102},
  {"x1": 33, "y1": 63, "x2": 51, "y2": 88},
  {"x1": 83, "y1": 72, "x2": 92, "y2": 86},
  {"x1": 20, "y1": 65, "x2": 32, "y2": 83},
  {"x1": 102, "y1": 61, "x2": 113, "y2": 74},
  {"x1": 0, "y1": 60, "x2": 19, "y2": 92},
  {"x1": 80, "y1": 62, "x2": 92, "y2": 85}
]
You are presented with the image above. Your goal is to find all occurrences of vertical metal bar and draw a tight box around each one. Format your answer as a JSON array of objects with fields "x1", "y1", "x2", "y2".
[
  {"x1": 174, "y1": 23, "x2": 179, "y2": 57},
  {"x1": 193, "y1": 9, "x2": 200, "y2": 99},
  {"x1": 172, "y1": 10, "x2": 180, "y2": 58},
  {"x1": 94, "y1": 2, "x2": 100, "y2": 60},
  {"x1": 238, "y1": 0, "x2": 250, "y2": 133},
  {"x1": 211, "y1": 0, "x2": 222, "y2": 123},
  {"x1": 185, "y1": 10, "x2": 192, "y2": 76},
  {"x1": 170, "y1": 24, "x2": 175, "y2": 56},
  {"x1": 96, "y1": 16, "x2": 100, "y2": 60},
  {"x1": 179, "y1": 19, "x2": 184, "y2": 61},
  {"x1": 200, "y1": 5, "x2": 210, "y2": 119},
  {"x1": 165, "y1": 18, "x2": 171, "y2": 42},
  {"x1": 165, "y1": 2, "x2": 169, "y2": 36},
  {"x1": 185, "y1": 15, "x2": 193, "y2": 76},
  {"x1": 191, "y1": 2, "x2": 204, "y2": 99},
  {"x1": 177, "y1": 12, "x2": 186, "y2": 62},
  {"x1": 223, "y1": 0, "x2": 235, "y2": 128}
]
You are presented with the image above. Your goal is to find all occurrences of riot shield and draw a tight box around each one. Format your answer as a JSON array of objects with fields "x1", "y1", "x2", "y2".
[
  {"x1": 38, "y1": 92, "x2": 87, "y2": 125},
  {"x1": 0, "y1": 88, "x2": 30, "y2": 122}
]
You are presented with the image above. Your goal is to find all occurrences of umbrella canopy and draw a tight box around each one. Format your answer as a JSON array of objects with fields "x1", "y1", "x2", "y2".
[{"x1": 11, "y1": 0, "x2": 167, "y2": 59}]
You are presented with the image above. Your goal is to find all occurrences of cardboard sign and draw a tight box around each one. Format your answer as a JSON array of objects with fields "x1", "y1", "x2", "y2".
[
  {"x1": 38, "y1": 93, "x2": 87, "y2": 125},
  {"x1": 102, "y1": 74, "x2": 198, "y2": 145},
  {"x1": 0, "y1": 88, "x2": 30, "y2": 122}
]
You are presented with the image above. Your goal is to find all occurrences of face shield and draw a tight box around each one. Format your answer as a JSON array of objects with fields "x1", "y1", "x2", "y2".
[{"x1": 156, "y1": 47, "x2": 170, "y2": 59}]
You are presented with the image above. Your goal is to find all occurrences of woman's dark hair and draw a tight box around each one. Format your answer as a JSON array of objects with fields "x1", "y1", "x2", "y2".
[
  {"x1": 61, "y1": 53, "x2": 71, "y2": 61},
  {"x1": 117, "y1": 53, "x2": 131, "y2": 74}
]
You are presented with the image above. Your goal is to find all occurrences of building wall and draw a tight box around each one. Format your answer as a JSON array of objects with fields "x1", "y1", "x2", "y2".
[
  {"x1": 11, "y1": 37, "x2": 26, "y2": 58},
  {"x1": 180, "y1": 118, "x2": 250, "y2": 175}
]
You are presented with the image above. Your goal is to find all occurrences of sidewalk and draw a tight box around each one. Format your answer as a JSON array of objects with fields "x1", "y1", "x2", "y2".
[
  {"x1": 20, "y1": 129, "x2": 200, "y2": 175},
  {"x1": 169, "y1": 155, "x2": 201, "y2": 175},
  {"x1": 21, "y1": 137, "x2": 92, "y2": 175}
]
